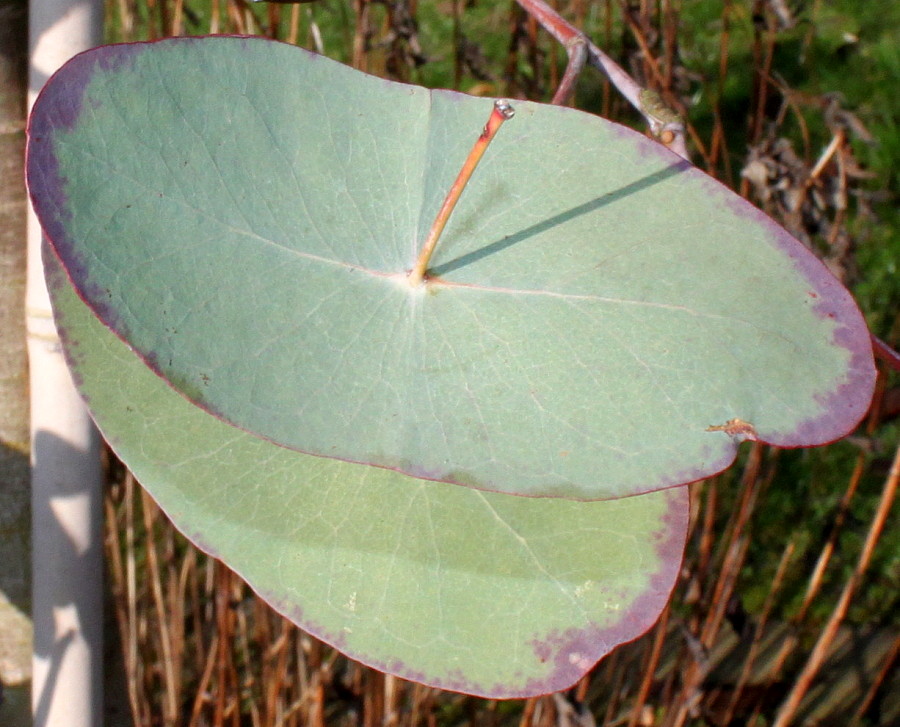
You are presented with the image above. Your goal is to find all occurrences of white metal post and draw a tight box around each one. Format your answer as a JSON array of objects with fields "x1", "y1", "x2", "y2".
[{"x1": 27, "y1": 1, "x2": 104, "y2": 725}]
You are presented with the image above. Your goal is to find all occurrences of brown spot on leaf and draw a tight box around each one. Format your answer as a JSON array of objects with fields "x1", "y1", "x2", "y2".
[{"x1": 706, "y1": 418, "x2": 758, "y2": 440}]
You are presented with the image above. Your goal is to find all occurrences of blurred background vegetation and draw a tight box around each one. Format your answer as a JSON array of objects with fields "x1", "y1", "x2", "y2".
[{"x1": 96, "y1": 1, "x2": 898, "y2": 725}]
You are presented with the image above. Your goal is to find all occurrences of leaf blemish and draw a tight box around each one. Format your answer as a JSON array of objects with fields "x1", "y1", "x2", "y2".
[{"x1": 706, "y1": 418, "x2": 758, "y2": 440}]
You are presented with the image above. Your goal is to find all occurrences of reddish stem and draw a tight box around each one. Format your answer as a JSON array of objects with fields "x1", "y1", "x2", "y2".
[
  {"x1": 408, "y1": 100, "x2": 515, "y2": 286},
  {"x1": 872, "y1": 334, "x2": 900, "y2": 372},
  {"x1": 514, "y1": 0, "x2": 689, "y2": 158}
]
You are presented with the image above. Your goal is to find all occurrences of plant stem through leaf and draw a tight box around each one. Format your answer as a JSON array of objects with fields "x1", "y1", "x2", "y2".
[{"x1": 407, "y1": 99, "x2": 515, "y2": 287}]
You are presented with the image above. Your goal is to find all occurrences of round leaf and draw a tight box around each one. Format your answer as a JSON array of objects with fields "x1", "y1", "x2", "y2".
[
  {"x1": 27, "y1": 36, "x2": 875, "y2": 499},
  {"x1": 45, "y1": 244, "x2": 688, "y2": 698}
]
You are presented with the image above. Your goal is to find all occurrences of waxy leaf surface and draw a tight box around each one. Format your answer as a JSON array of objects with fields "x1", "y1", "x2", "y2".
[
  {"x1": 45, "y1": 245, "x2": 688, "y2": 697},
  {"x1": 27, "y1": 37, "x2": 875, "y2": 499}
]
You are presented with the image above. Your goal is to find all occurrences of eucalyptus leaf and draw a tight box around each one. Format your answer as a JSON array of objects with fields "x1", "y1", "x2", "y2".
[{"x1": 26, "y1": 36, "x2": 874, "y2": 499}]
